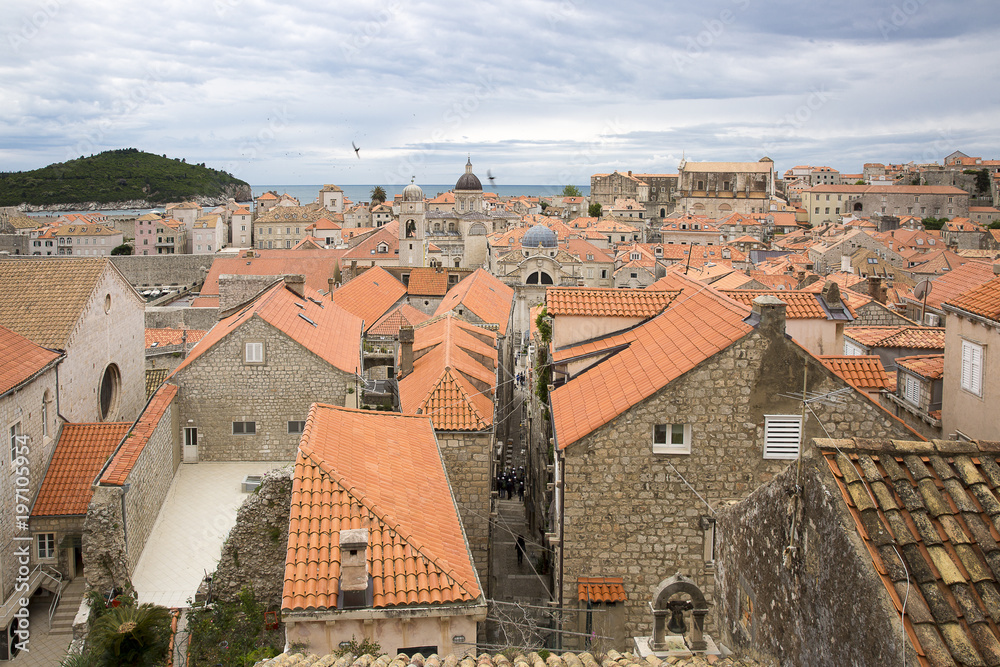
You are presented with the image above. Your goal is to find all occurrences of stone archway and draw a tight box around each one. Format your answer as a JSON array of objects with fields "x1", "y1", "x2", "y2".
[
  {"x1": 526, "y1": 271, "x2": 553, "y2": 285},
  {"x1": 651, "y1": 573, "x2": 709, "y2": 652}
]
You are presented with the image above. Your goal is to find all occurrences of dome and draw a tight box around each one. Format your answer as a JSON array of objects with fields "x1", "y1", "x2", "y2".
[
  {"x1": 455, "y1": 157, "x2": 482, "y2": 191},
  {"x1": 522, "y1": 224, "x2": 558, "y2": 249},
  {"x1": 402, "y1": 178, "x2": 424, "y2": 202}
]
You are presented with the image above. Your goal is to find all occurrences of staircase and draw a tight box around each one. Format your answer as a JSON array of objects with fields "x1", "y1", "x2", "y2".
[{"x1": 48, "y1": 578, "x2": 86, "y2": 636}]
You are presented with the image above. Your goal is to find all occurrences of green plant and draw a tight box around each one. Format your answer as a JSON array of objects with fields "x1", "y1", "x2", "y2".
[
  {"x1": 537, "y1": 649, "x2": 551, "y2": 660},
  {"x1": 534, "y1": 307, "x2": 551, "y2": 343},
  {"x1": 588, "y1": 202, "x2": 602, "y2": 218},
  {"x1": 332, "y1": 634, "x2": 382, "y2": 657},
  {"x1": 187, "y1": 588, "x2": 284, "y2": 666},
  {"x1": 266, "y1": 524, "x2": 281, "y2": 543},
  {"x1": 60, "y1": 651, "x2": 97, "y2": 667},
  {"x1": 88, "y1": 603, "x2": 171, "y2": 666},
  {"x1": 562, "y1": 185, "x2": 582, "y2": 197}
]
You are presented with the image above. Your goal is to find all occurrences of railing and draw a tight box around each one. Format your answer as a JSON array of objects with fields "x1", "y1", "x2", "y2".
[
  {"x1": 43, "y1": 566, "x2": 64, "y2": 631},
  {"x1": 0, "y1": 563, "x2": 63, "y2": 630}
]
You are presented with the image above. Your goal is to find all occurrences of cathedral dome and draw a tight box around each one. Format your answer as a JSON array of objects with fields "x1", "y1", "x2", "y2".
[
  {"x1": 455, "y1": 157, "x2": 482, "y2": 191},
  {"x1": 523, "y1": 224, "x2": 558, "y2": 249},
  {"x1": 402, "y1": 178, "x2": 424, "y2": 202}
]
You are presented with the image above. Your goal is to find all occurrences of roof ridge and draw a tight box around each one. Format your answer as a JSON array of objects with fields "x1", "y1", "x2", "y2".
[{"x1": 301, "y1": 447, "x2": 479, "y2": 601}]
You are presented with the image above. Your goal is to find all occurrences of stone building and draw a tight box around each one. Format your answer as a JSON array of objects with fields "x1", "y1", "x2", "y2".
[
  {"x1": 282, "y1": 404, "x2": 486, "y2": 656},
  {"x1": 802, "y1": 184, "x2": 969, "y2": 226},
  {"x1": 0, "y1": 258, "x2": 146, "y2": 424},
  {"x1": 0, "y1": 326, "x2": 63, "y2": 629},
  {"x1": 675, "y1": 159, "x2": 776, "y2": 218},
  {"x1": 29, "y1": 222, "x2": 123, "y2": 256},
  {"x1": 254, "y1": 204, "x2": 331, "y2": 250},
  {"x1": 169, "y1": 276, "x2": 362, "y2": 461},
  {"x1": 881, "y1": 354, "x2": 944, "y2": 440},
  {"x1": 715, "y1": 437, "x2": 1000, "y2": 667},
  {"x1": 545, "y1": 274, "x2": 919, "y2": 649},
  {"x1": 589, "y1": 170, "x2": 678, "y2": 218}
]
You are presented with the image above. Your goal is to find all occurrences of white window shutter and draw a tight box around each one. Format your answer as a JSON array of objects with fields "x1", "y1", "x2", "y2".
[
  {"x1": 764, "y1": 415, "x2": 802, "y2": 460},
  {"x1": 961, "y1": 341, "x2": 983, "y2": 396}
]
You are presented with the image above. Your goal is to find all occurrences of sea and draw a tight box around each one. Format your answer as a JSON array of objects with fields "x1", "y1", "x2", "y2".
[{"x1": 26, "y1": 183, "x2": 589, "y2": 217}]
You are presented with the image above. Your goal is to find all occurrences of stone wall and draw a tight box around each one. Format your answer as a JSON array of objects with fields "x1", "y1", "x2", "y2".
[
  {"x1": 556, "y1": 322, "x2": 918, "y2": 650},
  {"x1": 851, "y1": 301, "x2": 915, "y2": 327},
  {"x1": 211, "y1": 467, "x2": 292, "y2": 608},
  {"x1": 83, "y1": 486, "x2": 131, "y2": 595},
  {"x1": 0, "y1": 234, "x2": 29, "y2": 256},
  {"x1": 218, "y1": 274, "x2": 281, "y2": 312},
  {"x1": 111, "y1": 254, "x2": 212, "y2": 289},
  {"x1": 714, "y1": 454, "x2": 915, "y2": 666},
  {"x1": 436, "y1": 432, "x2": 492, "y2": 588},
  {"x1": 145, "y1": 306, "x2": 220, "y2": 331},
  {"x1": 121, "y1": 397, "x2": 179, "y2": 571},
  {"x1": 172, "y1": 317, "x2": 353, "y2": 460}
]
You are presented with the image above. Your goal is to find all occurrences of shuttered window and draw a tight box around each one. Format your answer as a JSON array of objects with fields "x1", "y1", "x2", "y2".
[
  {"x1": 903, "y1": 374, "x2": 921, "y2": 405},
  {"x1": 764, "y1": 415, "x2": 802, "y2": 460},
  {"x1": 961, "y1": 340, "x2": 983, "y2": 397}
]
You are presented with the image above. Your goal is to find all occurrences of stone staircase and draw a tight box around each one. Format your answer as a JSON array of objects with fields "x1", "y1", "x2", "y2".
[{"x1": 48, "y1": 578, "x2": 86, "y2": 636}]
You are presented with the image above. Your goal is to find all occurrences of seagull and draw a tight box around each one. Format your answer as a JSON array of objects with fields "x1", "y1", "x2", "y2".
[
  {"x1": 487, "y1": 170, "x2": 496, "y2": 185},
  {"x1": 352, "y1": 142, "x2": 361, "y2": 159}
]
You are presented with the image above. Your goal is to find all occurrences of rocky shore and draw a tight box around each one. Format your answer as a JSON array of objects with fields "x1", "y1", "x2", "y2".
[{"x1": 16, "y1": 192, "x2": 250, "y2": 213}]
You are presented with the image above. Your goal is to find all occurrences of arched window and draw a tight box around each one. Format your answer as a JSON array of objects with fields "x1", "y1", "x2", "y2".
[
  {"x1": 405, "y1": 220, "x2": 416, "y2": 237},
  {"x1": 42, "y1": 390, "x2": 50, "y2": 438},
  {"x1": 448, "y1": 222, "x2": 457, "y2": 233},
  {"x1": 99, "y1": 364, "x2": 121, "y2": 421},
  {"x1": 526, "y1": 271, "x2": 553, "y2": 285},
  {"x1": 454, "y1": 257, "x2": 461, "y2": 267}
]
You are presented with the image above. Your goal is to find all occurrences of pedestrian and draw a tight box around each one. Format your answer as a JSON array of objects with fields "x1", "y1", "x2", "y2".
[
  {"x1": 516, "y1": 534, "x2": 526, "y2": 566},
  {"x1": 506, "y1": 477, "x2": 514, "y2": 500},
  {"x1": 518, "y1": 480, "x2": 525, "y2": 501}
]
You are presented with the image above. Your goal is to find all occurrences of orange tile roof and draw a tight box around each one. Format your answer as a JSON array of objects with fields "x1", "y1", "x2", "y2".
[
  {"x1": 546, "y1": 287, "x2": 679, "y2": 318},
  {"x1": 819, "y1": 356, "x2": 890, "y2": 391},
  {"x1": 708, "y1": 271, "x2": 755, "y2": 290},
  {"x1": 144, "y1": 328, "x2": 206, "y2": 349},
  {"x1": 333, "y1": 266, "x2": 407, "y2": 331},
  {"x1": 434, "y1": 269, "x2": 514, "y2": 335},
  {"x1": 944, "y1": 274, "x2": 1000, "y2": 323},
  {"x1": 895, "y1": 354, "x2": 944, "y2": 380},
  {"x1": 844, "y1": 326, "x2": 946, "y2": 350},
  {"x1": 0, "y1": 324, "x2": 62, "y2": 396},
  {"x1": 721, "y1": 289, "x2": 855, "y2": 320},
  {"x1": 190, "y1": 295, "x2": 220, "y2": 308},
  {"x1": 99, "y1": 384, "x2": 178, "y2": 486},
  {"x1": 553, "y1": 275, "x2": 752, "y2": 448},
  {"x1": 340, "y1": 221, "x2": 400, "y2": 262},
  {"x1": 820, "y1": 440, "x2": 1000, "y2": 667},
  {"x1": 283, "y1": 404, "x2": 481, "y2": 612},
  {"x1": 0, "y1": 258, "x2": 132, "y2": 349},
  {"x1": 200, "y1": 249, "x2": 348, "y2": 298},
  {"x1": 33, "y1": 422, "x2": 131, "y2": 516},
  {"x1": 578, "y1": 577, "x2": 627, "y2": 603},
  {"x1": 398, "y1": 315, "x2": 497, "y2": 431},
  {"x1": 173, "y1": 281, "x2": 362, "y2": 377},
  {"x1": 403, "y1": 268, "x2": 451, "y2": 296},
  {"x1": 368, "y1": 304, "x2": 430, "y2": 338}
]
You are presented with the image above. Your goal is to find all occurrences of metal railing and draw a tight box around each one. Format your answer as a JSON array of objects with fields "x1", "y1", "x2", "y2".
[
  {"x1": 43, "y1": 566, "x2": 64, "y2": 631},
  {"x1": 0, "y1": 563, "x2": 63, "y2": 630}
]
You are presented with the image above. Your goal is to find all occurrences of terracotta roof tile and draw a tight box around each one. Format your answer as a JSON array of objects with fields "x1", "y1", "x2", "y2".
[
  {"x1": 845, "y1": 326, "x2": 946, "y2": 350},
  {"x1": 546, "y1": 287, "x2": 679, "y2": 318},
  {"x1": 145, "y1": 328, "x2": 206, "y2": 349},
  {"x1": 0, "y1": 324, "x2": 62, "y2": 396},
  {"x1": 896, "y1": 354, "x2": 945, "y2": 380},
  {"x1": 333, "y1": 267, "x2": 407, "y2": 331},
  {"x1": 819, "y1": 356, "x2": 890, "y2": 391},
  {"x1": 820, "y1": 439, "x2": 1000, "y2": 667},
  {"x1": 100, "y1": 384, "x2": 178, "y2": 486},
  {"x1": 257, "y1": 650, "x2": 763, "y2": 666},
  {"x1": 398, "y1": 315, "x2": 497, "y2": 431},
  {"x1": 199, "y1": 250, "x2": 348, "y2": 298},
  {"x1": 144, "y1": 368, "x2": 169, "y2": 397},
  {"x1": 722, "y1": 289, "x2": 855, "y2": 320},
  {"x1": 553, "y1": 273, "x2": 752, "y2": 449},
  {"x1": 434, "y1": 269, "x2": 514, "y2": 335},
  {"x1": 0, "y1": 258, "x2": 133, "y2": 348},
  {"x1": 945, "y1": 274, "x2": 1000, "y2": 323},
  {"x1": 368, "y1": 304, "x2": 431, "y2": 338},
  {"x1": 403, "y1": 268, "x2": 451, "y2": 296},
  {"x1": 172, "y1": 282, "x2": 362, "y2": 377},
  {"x1": 283, "y1": 405, "x2": 481, "y2": 612},
  {"x1": 340, "y1": 221, "x2": 400, "y2": 262},
  {"x1": 33, "y1": 422, "x2": 130, "y2": 516},
  {"x1": 578, "y1": 577, "x2": 627, "y2": 603}
]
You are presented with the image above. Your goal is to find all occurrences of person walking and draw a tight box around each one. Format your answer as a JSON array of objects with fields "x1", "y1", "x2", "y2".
[
  {"x1": 518, "y1": 479, "x2": 525, "y2": 501},
  {"x1": 516, "y1": 534, "x2": 526, "y2": 566}
]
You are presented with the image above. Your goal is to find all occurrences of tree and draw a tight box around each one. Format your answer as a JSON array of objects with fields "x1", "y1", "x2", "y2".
[
  {"x1": 922, "y1": 217, "x2": 946, "y2": 230},
  {"x1": 988, "y1": 220, "x2": 1000, "y2": 229},
  {"x1": 588, "y1": 202, "x2": 602, "y2": 218},
  {"x1": 89, "y1": 603, "x2": 171, "y2": 666},
  {"x1": 111, "y1": 243, "x2": 132, "y2": 255},
  {"x1": 561, "y1": 185, "x2": 582, "y2": 197},
  {"x1": 370, "y1": 186, "x2": 387, "y2": 205},
  {"x1": 854, "y1": 179, "x2": 865, "y2": 185}
]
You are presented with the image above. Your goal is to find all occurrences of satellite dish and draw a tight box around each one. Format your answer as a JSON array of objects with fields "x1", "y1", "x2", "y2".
[{"x1": 913, "y1": 280, "x2": 932, "y2": 301}]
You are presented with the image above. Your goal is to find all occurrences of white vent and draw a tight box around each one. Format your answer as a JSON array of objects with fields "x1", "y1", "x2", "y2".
[
  {"x1": 763, "y1": 415, "x2": 802, "y2": 460},
  {"x1": 923, "y1": 313, "x2": 940, "y2": 327}
]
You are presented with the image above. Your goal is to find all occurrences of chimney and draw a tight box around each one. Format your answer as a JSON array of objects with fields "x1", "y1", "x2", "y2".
[
  {"x1": 283, "y1": 274, "x2": 306, "y2": 298},
  {"x1": 840, "y1": 254, "x2": 852, "y2": 273},
  {"x1": 751, "y1": 295, "x2": 787, "y2": 336},
  {"x1": 328, "y1": 277, "x2": 335, "y2": 301},
  {"x1": 867, "y1": 275, "x2": 885, "y2": 304},
  {"x1": 339, "y1": 528, "x2": 369, "y2": 609},
  {"x1": 399, "y1": 325, "x2": 415, "y2": 378}
]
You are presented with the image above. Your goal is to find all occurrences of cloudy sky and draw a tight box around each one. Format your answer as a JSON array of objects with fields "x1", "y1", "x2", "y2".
[{"x1": 2, "y1": 0, "x2": 999, "y2": 185}]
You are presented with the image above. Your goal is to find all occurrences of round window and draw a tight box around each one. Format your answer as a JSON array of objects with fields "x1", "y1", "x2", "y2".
[
  {"x1": 104, "y1": 293, "x2": 112, "y2": 313},
  {"x1": 99, "y1": 364, "x2": 121, "y2": 420}
]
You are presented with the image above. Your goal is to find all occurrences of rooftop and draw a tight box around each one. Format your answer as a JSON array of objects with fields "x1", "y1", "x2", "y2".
[
  {"x1": 844, "y1": 326, "x2": 946, "y2": 350},
  {"x1": 546, "y1": 287, "x2": 679, "y2": 319},
  {"x1": 819, "y1": 355, "x2": 890, "y2": 392},
  {"x1": 434, "y1": 268, "x2": 514, "y2": 335},
  {"x1": 333, "y1": 266, "x2": 407, "y2": 332},
  {"x1": 944, "y1": 274, "x2": 1000, "y2": 323},
  {"x1": 33, "y1": 422, "x2": 130, "y2": 516},
  {"x1": 0, "y1": 324, "x2": 62, "y2": 396},
  {"x1": 895, "y1": 354, "x2": 945, "y2": 381}
]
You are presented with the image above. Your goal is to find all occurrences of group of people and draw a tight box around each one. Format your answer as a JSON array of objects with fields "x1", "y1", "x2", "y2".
[
  {"x1": 515, "y1": 371, "x2": 527, "y2": 388},
  {"x1": 497, "y1": 466, "x2": 525, "y2": 501}
]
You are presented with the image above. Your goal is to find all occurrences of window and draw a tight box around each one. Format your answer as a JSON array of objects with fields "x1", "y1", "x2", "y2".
[
  {"x1": 245, "y1": 342, "x2": 264, "y2": 363},
  {"x1": 763, "y1": 415, "x2": 801, "y2": 459},
  {"x1": 288, "y1": 420, "x2": 306, "y2": 434},
  {"x1": 903, "y1": 374, "x2": 920, "y2": 405},
  {"x1": 99, "y1": 364, "x2": 121, "y2": 421},
  {"x1": 36, "y1": 533, "x2": 55, "y2": 560},
  {"x1": 232, "y1": 421, "x2": 257, "y2": 435},
  {"x1": 653, "y1": 423, "x2": 691, "y2": 454},
  {"x1": 844, "y1": 341, "x2": 863, "y2": 356},
  {"x1": 9, "y1": 421, "x2": 22, "y2": 463},
  {"x1": 961, "y1": 340, "x2": 983, "y2": 396}
]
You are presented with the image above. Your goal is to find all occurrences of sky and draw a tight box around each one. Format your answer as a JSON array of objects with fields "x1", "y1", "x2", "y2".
[{"x1": 2, "y1": 0, "x2": 999, "y2": 186}]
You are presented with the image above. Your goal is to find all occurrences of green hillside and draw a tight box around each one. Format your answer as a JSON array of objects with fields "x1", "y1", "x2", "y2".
[{"x1": 0, "y1": 148, "x2": 252, "y2": 206}]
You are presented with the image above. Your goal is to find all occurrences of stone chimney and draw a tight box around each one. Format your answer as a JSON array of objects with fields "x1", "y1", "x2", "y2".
[
  {"x1": 339, "y1": 528, "x2": 369, "y2": 608},
  {"x1": 399, "y1": 325, "x2": 415, "y2": 378},
  {"x1": 752, "y1": 295, "x2": 787, "y2": 336},
  {"x1": 283, "y1": 274, "x2": 306, "y2": 298},
  {"x1": 840, "y1": 254, "x2": 852, "y2": 273},
  {"x1": 867, "y1": 275, "x2": 885, "y2": 304},
  {"x1": 820, "y1": 280, "x2": 843, "y2": 310},
  {"x1": 328, "y1": 277, "x2": 336, "y2": 301}
]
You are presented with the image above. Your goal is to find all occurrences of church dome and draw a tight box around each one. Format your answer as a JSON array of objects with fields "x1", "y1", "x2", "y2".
[
  {"x1": 455, "y1": 157, "x2": 482, "y2": 191},
  {"x1": 523, "y1": 224, "x2": 558, "y2": 249},
  {"x1": 402, "y1": 178, "x2": 424, "y2": 202}
]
